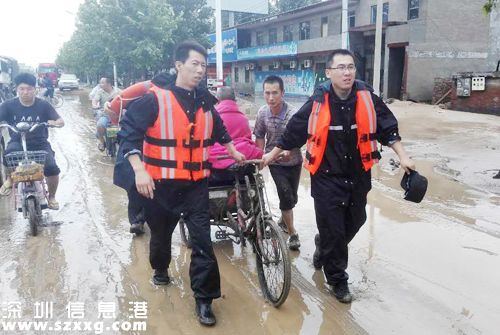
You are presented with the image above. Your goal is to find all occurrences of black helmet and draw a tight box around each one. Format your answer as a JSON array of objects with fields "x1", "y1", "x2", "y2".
[{"x1": 400, "y1": 170, "x2": 428, "y2": 203}]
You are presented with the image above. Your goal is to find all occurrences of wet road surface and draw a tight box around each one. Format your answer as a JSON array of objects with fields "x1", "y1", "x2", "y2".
[{"x1": 0, "y1": 92, "x2": 498, "y2": 334}]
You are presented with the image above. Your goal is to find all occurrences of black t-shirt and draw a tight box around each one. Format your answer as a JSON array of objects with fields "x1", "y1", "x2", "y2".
[{"x1": 0, "y1": 97, "x2": 60, "y2": 145}]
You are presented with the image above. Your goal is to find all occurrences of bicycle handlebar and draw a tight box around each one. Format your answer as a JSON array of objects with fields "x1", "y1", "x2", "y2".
[
  {"x1": 0, "y1": 123, "x2": 17, "y2": 133},
  {"x1": 216, "y1": 155, "x2": 263, "y2": 166},
  {"x1": 0, "y1": 122, "x2": 55, "y2": 134}
]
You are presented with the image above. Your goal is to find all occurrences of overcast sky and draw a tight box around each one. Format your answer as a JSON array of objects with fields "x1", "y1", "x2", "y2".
[{"x1": 0, "y1": 0, "x2": 83, "y2": 68}]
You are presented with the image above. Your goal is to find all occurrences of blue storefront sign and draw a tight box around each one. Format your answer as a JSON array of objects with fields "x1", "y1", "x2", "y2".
[
  {"x1": 208, "y1": 29, "x2": 238, "y2": 63},
  {"x1": 255, "y1": 70, "x2": 316, "y2": 96},
  {"x1": 237, "y1": 42, "x2": 298, "y2": 61}
]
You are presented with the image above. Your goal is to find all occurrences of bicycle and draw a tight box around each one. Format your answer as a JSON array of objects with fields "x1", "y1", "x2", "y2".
[
  {"x1": 104, "y1": 126, "x2": 119, "y2": 158},
  {"x1": 179, "y1": 160, "x2": 291, "y2": 307},
  {"x1": 36, "y1": 88, "x2": 64, "y2": 108},
  {"x1": 0, "y1": 122, "x2": 55, "y2": 236},
  {"x1": 93, "y1": 107, "x2": 119, "y2": 159}
]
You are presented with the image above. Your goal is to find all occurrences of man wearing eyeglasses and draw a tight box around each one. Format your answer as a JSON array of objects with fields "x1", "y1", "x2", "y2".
[{"x1": 261, "y1": 49, "x2": 414, "y2": 303}]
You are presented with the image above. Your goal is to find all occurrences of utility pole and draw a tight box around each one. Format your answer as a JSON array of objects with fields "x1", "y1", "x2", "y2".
[
  {"x1": 215, "y1": 0, "x2": 224, "y2": 88},
  {"x1": 113, "y1": 62, "x2": 118, "y2": 88},
  {"x1": 341, "y1": 0, "x2": 349, "y2": 49},
  {"x1": 372, "y1": 0, "x2": 383, "y2": 95}
]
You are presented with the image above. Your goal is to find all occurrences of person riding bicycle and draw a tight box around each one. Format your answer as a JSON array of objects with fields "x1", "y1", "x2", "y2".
[
  {"x1": 41, "y1": 73, "x2": 54, "y2": 100},
  {"x1": 0, "y1": 73, "x2": 64, "y2": 209},
  {"x1": 208, "y1": 86, "x2": 263, "y2": 186},
  {"x1": 93, "y1": 77, "x2": 121, "y2": 151}
]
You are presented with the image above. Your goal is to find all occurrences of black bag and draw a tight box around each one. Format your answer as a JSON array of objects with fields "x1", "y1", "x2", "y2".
[{"x1": 400, "y1": 169, "x2": 428, "y2": 203}]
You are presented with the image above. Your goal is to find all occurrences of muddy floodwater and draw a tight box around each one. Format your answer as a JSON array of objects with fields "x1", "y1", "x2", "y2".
[{"x1": 0, "y1": 91, "x2": 498, "y2": 335}]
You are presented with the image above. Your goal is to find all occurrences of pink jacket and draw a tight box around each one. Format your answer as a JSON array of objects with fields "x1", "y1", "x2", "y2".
[{"x1": 209, "y1": 100, "x2": 263, "y2": 169}]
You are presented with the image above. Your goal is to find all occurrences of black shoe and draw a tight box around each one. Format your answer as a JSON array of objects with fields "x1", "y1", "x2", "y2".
[
  {"x1": 152, "y1": 269, "x2": 170, "y2": 285},
  {"x1": 195, "y1": 301, "x2": 216, "y2": 326},
  {"x1": 333, "y1": 281, "x2": 352, "y2": 304},
  {"x1": 130, "y1": 222, "x2": 145, "y2": 235},
  {"x1": 288, "y1": 233, "x2": 301, "y2": 251},
  {"x1": 313, "y1": 233, "x2": 322, "y2": 269}
]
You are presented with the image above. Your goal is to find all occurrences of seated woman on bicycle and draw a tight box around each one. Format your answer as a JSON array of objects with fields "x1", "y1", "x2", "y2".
[
  {"x1": 0, "y1": 73, "x2": 64, "y2": 209},
  {"x1": 208, "y1": 87, "x2": 263, "y2": 185},
  {"x1": 93, "y1": 77, "x2": 121, "y2": 151}
]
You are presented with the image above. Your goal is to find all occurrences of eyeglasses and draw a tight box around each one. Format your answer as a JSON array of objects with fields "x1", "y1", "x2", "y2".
[{"x1": 327, "y1": 65, "x2": 356, "y2": 72}]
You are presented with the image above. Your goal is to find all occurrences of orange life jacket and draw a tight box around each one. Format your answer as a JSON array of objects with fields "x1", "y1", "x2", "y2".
[
  {"x1": 143, "y1": 87, "x2": 214, "y2": 181},
  {"x1": 108, "y1": 81, "x2": 153, "y2": 125},
  {"x1": 304, "y1": 89, "x2": 379, "y2": 175}
]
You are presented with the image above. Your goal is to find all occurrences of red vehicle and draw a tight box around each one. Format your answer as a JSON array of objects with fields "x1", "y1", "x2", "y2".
[{"x1": 37, "y1": 63, "x2": 59, "y2": 87}]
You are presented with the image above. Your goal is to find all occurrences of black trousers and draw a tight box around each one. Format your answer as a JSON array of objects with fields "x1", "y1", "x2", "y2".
[
  {"x1": 269, "y1": 164, "x2": 302, "y2": 210},
  {"x1": 312, "y1": 173, "x2": 368, "y2": 285},
  {"x1": 142, "y1": 178, "x2": 221, "y2": 300},
  {"x1": 127, "y1": 187, "x2": 145, "y2": 225}
]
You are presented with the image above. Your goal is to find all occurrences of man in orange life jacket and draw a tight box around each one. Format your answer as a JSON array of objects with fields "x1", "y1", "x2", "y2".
[
  {"x1": 113, "y1": 72, "x2": 175, "y2": 235},
  {"x1": 261, "y1": 49, "x2": 415, "y2": 303},
  {"x1": 118, "y1": 41, "x2": 245, "y2": 326}
]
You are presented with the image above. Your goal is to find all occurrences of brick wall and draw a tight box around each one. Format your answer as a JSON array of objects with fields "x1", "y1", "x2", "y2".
[
  {"x1": 450, "y1": 77, "x2": 500, "y2": 116},
  {"x1": 432, "y1": 78, "x2": 453, "y2": 104}
]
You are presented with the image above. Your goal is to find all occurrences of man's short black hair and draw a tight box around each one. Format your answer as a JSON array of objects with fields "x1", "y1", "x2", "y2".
[
  {"x1": 174, "y1": 41, "x2": 207, "y2": 63},
  {"x1": 263, "y1": 75, "x2": 284, "y2": 92},
  {"x1": 15, "y1": 73, "x2": 37, "y2": 87},
  {"x1": 326, "y1": 49, "x2": 355, "y2": 68}
]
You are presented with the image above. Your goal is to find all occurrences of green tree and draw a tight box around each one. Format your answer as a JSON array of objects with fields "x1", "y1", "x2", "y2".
[
  {"x1": 483, "y1": 0, "x2": 498, "y2": 14},
  {"x1": 57, "y1": 0, "x2": 212, "y2": 85},
  {"x1": 270, "y1": 0, "x2": 321, "y2": 15}
]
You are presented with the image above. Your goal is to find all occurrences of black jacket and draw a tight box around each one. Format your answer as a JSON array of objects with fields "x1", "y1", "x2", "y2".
[
  {"x1": 277, "y1": 80, "x2": 401, "y2": 194},
  {"x1": 113, "y1": 73, "x2": 231, "y2": 191}
]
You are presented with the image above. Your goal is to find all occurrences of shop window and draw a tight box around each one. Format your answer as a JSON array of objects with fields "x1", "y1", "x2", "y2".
[
  {"x1": 321, "y1": 17, "x2": 328, "y2": 37},
  {"x1": 371, "y1": 3, "x2": 389, "y2": 24},
  {"x1": 408, "y1": 0, "x2": 419, "y2": 19},
  {"x1": 299, "y1": 21, "x2": 310, "y2": 40},
  {"x1": 245, "y1": 69, "x2": 250, "y2": 83},
  {"x1": 269, "y1": 28, "x2": 277, "y2": 44},
  {"x1": 256, "y1": 31, "x2": 265, "y2": 46},
  {"x1": 283, "y1": 25, "x2": 293, "y2": 42},
  {"x1": 348, "y1": 10, "x2": 355, "y2": 28}
]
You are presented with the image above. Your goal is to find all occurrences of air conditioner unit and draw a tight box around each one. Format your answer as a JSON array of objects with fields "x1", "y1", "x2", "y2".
[
  {"x1": 273, "y1": 61, "x2": 280, "y2": 69},
  {"x1": 303, "y1": 59, "x2": 312, "y2": 68},
  {"x1": 290, "y1": 60, "x2": 297, "y2": 69},
  {"x1": 249, "y1": 63, "x2": 255, "y2": 70},
  {"x1": 245, "y1": 64, "x2": 250, "y2": 70}
]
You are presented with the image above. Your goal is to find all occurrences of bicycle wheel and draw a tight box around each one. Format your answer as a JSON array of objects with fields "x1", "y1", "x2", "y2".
[
  {"x1": 52, "y1": 94, "x2": 64, "y2": 108},
  {"x1": 106, "y1": 136, "x2": 116, "y2": 158},
  {"x1": 0, "y1": 142, "x2": 7, "y2": 187},
  {"x1": 255, "y1": 218, "x2": 291, "y2": 307},
  {"x1": 26, "y1": 198, "x2": 39, "y2": 236},
  {"x1": 179, "y1": 217, "x2": 192, "y2": 248}
]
